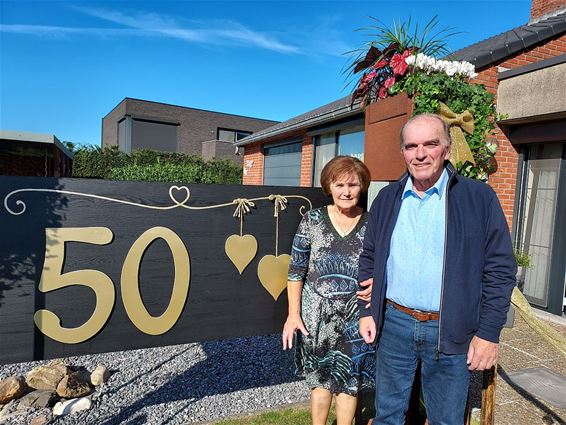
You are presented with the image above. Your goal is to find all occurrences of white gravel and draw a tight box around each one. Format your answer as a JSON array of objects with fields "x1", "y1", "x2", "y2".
[{"x1": 0, "y1": 335, "x2": 310, "y2": 424}]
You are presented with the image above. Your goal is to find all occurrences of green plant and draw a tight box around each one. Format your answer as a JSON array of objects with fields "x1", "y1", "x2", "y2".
[
  {"x1": 348, "y1": 17, "x2": 498, "y2": 181},
  {"x1": 72, "y1": 146, "x2": 242, "y2": 184},
  {"x1": 390, "y1": 72, "x2": 499, "y2": 180},
  {"x1": 514, "y1": 250, "x2": 532, "y2": 268}
]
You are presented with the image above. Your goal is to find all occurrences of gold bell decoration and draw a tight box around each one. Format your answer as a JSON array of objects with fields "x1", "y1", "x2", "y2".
[{"x1": 439, "y1": 102, "x2": 476, "y2": 167}]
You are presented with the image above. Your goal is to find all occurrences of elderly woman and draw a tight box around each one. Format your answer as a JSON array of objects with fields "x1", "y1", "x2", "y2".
[{"x1": 282, "y1": 155, "x2": 375, "y2": 425}]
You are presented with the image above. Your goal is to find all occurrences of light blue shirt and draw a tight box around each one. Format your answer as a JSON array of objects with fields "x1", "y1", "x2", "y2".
[{"x1": 385, "y1": 169, "x2": 448, "y2": 312}]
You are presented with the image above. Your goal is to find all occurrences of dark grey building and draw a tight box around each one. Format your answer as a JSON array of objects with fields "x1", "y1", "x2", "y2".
[{"x1": 102, "y1": 98, "x2": 279, "y2": 164}]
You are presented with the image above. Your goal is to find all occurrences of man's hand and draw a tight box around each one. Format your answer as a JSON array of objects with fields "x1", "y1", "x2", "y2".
[
  {"x1": 359, "y1": 316, "x2": 377, "y2": 344},
  {"x1": 467, "y1": 336, "x2": 499, "y2": 370},
  {"x1": 357, "y1": 278, "x2": 373, "y2": 308},
  {"x1": 282, "y1": 315, "x2": 309, "y2": 350}
]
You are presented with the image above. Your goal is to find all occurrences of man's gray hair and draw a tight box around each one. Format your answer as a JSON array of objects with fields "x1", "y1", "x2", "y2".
[{"x1": 400, "y1": 113, "x2": 451, "y2": 149}]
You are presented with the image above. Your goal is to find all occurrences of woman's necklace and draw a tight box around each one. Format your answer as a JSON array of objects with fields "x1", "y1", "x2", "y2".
[{"x1": 331, "y1": 205, "x2": 360, "y2": 237}]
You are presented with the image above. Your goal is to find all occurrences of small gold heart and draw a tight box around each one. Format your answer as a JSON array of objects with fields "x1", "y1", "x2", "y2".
[
  {"x1": 168, "y1": 185, "x2": 190, "y2": 206},
  {"x1": 257, "y1": 254, "x2": 291, "y2": 301},
  {"x1": 225, "y1": 234, "x2": 258, "y2": 274}
]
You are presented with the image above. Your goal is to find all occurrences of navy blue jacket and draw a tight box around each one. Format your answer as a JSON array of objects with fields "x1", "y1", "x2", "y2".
[{"x1": 358, "y1": 165, "x2": 517, "y2": 354}]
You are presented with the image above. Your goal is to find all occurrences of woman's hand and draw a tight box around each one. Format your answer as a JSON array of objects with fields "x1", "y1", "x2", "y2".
[
  {"x1": 356, "y1": 278, "x2": 373, "y2": 308},
  {"x1": 282, "y1": 314, "x2": 309, "y2": 350}
]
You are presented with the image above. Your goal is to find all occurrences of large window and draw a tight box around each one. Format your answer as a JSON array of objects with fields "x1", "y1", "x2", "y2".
[
  {"x1": 516, "y1": 143, "x2": 564, "y2": 308},
  {"x1": 338, "y1": 126, "x2": 365, "y2": 160},
  {"x1": 263, "y1": 140, "x2": 302, "y2": 186},
  {"x1": 312, "y1": 125, "x2": 365, "y2": 187},
  {"x1": 218, "y1": 128, "x2": 252, "y2": 143}
]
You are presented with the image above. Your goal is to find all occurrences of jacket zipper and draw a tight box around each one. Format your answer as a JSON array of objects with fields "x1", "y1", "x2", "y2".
[{"x1": 436, "y1": 169, "x2": 455, "y2": 360}]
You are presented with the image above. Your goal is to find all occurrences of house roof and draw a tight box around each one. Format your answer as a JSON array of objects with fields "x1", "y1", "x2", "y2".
[
  {"x1": 0, "y1": 130, "x2": 74, "y2": 159},
  {"x1": 451, "y1": 10, "x2": 566, "y2": 69},
  {"x1": 235, "y1": 95, "x2": 361, "y2": 146},
  {"x1": 104, "y1": 97, "x2": 280, "y2": 124}
]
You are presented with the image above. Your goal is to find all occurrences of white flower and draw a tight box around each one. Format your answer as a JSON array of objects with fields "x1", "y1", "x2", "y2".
[{"x1": 405, "y1": 52, "x2": 477, "y2": 79}]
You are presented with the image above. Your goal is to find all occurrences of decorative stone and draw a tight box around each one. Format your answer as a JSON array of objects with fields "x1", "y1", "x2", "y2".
[
  {"x1": 52, "y1": 397, "x2": 91, "y2": 416},
  {"x1": 0, "y1": 376, "x2": 27, "y2": 403},
  {"x1": 90, "y1": 364, "x2": 110, "y2": 386},
  {"x1": 56, "y1": 372, "x2": 92, "y2": 398},
  {"x1": 26, "y1": 363, "x2": 70, "y2": 391},
  {"x1": 31, "y1": 415, "x2": 48, "y2": 425},
  {"x1": 17, "y1": 390, "x2": 58, "y2": 408}
]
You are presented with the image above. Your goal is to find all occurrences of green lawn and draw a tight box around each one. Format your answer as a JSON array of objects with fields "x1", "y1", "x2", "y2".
[
  {"x1": 213, "y1": 396, "x2": 376, "y2": 425},
  {"x1": 214, "y1": 405, "x2": 326, "y2": 425}
]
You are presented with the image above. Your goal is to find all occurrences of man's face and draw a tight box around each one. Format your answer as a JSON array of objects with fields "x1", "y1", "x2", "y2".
[{"x1": 401, "y1": 117, "x2": 451, "y2": 192}]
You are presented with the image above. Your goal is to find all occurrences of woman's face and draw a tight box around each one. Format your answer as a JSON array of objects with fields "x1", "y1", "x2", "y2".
[{"x1": 329, "y1": 172, "x2": 362, "y2": 211}]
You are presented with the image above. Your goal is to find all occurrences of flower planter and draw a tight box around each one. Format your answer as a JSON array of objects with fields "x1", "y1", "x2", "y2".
[{"x1": 363, "y1": 92, "x2": 413, "y2": 181}]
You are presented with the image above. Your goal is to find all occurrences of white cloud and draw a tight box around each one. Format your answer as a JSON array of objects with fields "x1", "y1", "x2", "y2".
[
  {"x1": 74, "y1": 6, "x2": 302, "y2": 54},
  {"x1": 0, "y1": 6, "x2": 353, "y2": 58}
]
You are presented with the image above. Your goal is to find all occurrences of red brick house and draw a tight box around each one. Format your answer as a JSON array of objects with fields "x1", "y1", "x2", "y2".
[{"x1": 237, "y1": 0, "x2": 566, "y2": 315}]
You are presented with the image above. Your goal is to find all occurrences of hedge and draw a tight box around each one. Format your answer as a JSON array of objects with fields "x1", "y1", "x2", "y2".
[{"x1": 72, "y1": 146, "x2": 242, "y2": 184}]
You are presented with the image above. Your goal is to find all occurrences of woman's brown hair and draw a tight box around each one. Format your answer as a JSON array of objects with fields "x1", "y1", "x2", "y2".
[{"x1": 320, "y1": 156, "x2": 371, "y2": 196}]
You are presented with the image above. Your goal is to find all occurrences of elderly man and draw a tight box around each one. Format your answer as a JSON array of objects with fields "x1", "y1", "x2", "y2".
[{"x1": 358, "y1": 113, "x2": 516, "y2": 424}]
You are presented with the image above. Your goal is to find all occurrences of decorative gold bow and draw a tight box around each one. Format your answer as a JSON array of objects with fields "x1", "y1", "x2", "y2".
[
  {"x1": 439, "y1": 103, "x2": 476, "y2": 167},
  {"x1": 232, "y1": 198, "x2": 255, "y2": 218},
  {"x1": 268, "y1": 194, "x2": 288, "y2": 217}
]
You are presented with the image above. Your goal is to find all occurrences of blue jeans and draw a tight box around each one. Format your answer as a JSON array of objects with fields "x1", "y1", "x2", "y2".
[{"x1": 374, "y1": 303, "x2": 469, "y2": 425}]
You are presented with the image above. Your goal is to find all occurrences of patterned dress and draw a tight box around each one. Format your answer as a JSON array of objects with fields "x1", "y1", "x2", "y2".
[{"x1": 288, "y1": 206, "x2": 375, "y2": 395}]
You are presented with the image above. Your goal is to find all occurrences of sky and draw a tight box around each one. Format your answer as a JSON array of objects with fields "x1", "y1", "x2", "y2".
[{"x1": 1, "y1": 0, "x2": 532, "y2": 147}]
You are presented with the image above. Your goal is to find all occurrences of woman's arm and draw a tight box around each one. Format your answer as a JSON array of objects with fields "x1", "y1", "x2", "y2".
[{"x1": 282, "y1": 280, "x2": 309, "y2": 350}]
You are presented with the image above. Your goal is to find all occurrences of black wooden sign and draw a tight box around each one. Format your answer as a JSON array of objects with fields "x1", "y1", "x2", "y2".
[{"x1": 0, "y1": 176, "x2": 329, "y2": 364}]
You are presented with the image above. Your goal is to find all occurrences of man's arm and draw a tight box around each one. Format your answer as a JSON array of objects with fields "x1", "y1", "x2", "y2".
[
  {"x1": 359, "y1": 316, "x2": 377, "y2": 344},
  {"x1": 471, "y1": 191, "x2": 517, "y2": 369},
  {"x1": 476, "y1": 191, "x2": 517, "y2": 343},
  {"x1": 358, "y1": 199, "x2": 379, "y2": 317}
]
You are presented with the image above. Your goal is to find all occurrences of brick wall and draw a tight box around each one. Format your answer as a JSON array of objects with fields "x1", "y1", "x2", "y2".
[
  {"x1": 471, "y1": 33, "x2": 566, "y2": 228},
  {"x1": 242, "y1": 142, "x2": 264, "y2": 185},
  {"x1": 530, "y1": 0, "x2": 566, "y2": 21},
  {"x1": 299, "y1": 134, "x2": 314, "y2": 187}
]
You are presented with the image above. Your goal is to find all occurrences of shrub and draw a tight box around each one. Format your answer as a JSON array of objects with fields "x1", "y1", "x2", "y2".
[{"x1": 72, "y1": 146, "x2": 242, "y2": 184}]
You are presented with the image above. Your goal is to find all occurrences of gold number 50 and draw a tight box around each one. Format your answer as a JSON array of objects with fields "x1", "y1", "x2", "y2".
[{"x1": 35, "y1": 226, "x2": 190, "y2": 344}]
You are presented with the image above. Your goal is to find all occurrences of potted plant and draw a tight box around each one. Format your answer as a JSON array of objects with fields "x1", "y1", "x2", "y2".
[
  {"x1": 514, "y1": 249, "x2": 532, "y2": 292},
  {"x1": 348, "y1": 17, "x2": 499, "y2": 181}
]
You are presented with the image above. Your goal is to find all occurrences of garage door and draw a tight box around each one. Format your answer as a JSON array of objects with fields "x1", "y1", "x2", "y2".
[{"x1": 263, "y1": 140, "x2": 302, "y2": 186}]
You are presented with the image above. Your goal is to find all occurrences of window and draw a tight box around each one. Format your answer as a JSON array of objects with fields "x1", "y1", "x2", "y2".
[
  {"x1": 263, "y1": 140, "x2": 302, "y2": 186},
  {"x1": 338, "y1": 126, "x2": 364, "y2": 160},
  {"x1": 516, "y1": 143, "x2": 564, "y2": 308},
  {"x1": 312, "y1": 125, "x2": 365, "y2": 186},
  {"x1": 218, "y1": 129, "x2": 252, "y2": 143}
]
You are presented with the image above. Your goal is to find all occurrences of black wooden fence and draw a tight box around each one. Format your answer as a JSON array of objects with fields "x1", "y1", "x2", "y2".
[{"x1": 0, "y1": 176, "x2": 329, "y2": 364}]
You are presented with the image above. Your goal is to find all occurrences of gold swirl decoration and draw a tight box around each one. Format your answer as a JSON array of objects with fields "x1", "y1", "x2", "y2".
[
  {"x1": 3, "y1": 186, "x2": 312, "y2": 300},
  {"x1": 3, "y1": 186, "x2": 312, "y2": 216}
]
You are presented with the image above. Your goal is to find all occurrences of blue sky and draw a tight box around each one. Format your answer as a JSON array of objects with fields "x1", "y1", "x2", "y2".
[{"x1": 1, "y1": 0, "x2": 532, "y2": 146}]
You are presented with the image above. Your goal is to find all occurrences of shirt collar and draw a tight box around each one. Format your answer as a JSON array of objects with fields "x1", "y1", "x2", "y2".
[{"x1": 402, "y1": 168, "x2": 449, "y2": 200}]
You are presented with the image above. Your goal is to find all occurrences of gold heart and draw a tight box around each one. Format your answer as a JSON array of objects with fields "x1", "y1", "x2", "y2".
[
  {"x1": 257, "y1": 254, "x2": 291, "y2": 301},
  {"x1": 168, "y1": 185, "x2": 190, "y2": 206},
  {"x1": 225, "y1": 234, "x2": 258, "y2": 275}
]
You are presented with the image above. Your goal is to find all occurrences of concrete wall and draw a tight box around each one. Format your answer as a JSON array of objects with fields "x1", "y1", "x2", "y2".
[
  {"x1": 497, "y1": 62, "x2": 566, "y2": 121},
  {"x1": 202, "y1": 140, "x2": 243, "y2": 164}
]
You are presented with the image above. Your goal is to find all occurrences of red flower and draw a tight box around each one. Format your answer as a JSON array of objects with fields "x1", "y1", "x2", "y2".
[
  {"x1": 384, "y1": 76, "x2": 396, "y2": 88},
  {"x1": 379, "y1": 86, "x2": 388, "y2": 99},
  {"x1": 390, "y1": 53, "x2": 408, "y2": 76},
  {"x1": 363, "y1": 70, "x2": 377, "y2": 83},
  {"x1": 374, "y1": 59, "x2": 388, "y2": 69}
]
